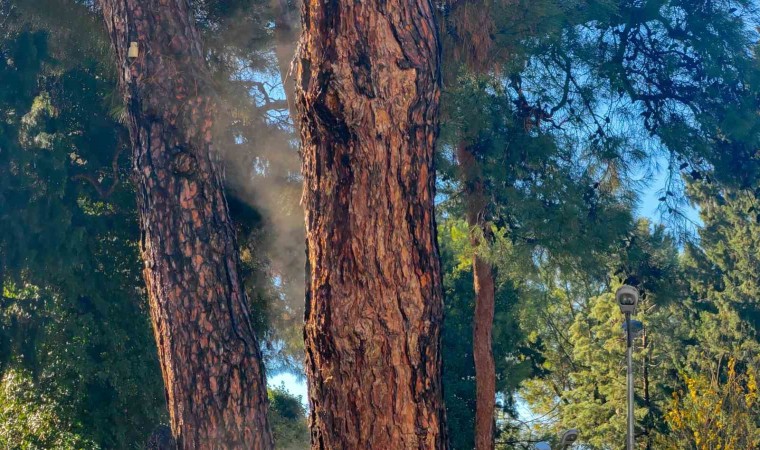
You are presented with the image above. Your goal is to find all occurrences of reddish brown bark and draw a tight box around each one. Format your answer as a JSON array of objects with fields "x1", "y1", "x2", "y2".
[
  {"x1": 97, "y1": 1, "x2": 273, "y2": 448},
  {"x1": 456, "y1": 143, "x2": 496, "y2": 450},
  {"x1": 295, "y1": 0, "x2": 448, "y2": 448}
]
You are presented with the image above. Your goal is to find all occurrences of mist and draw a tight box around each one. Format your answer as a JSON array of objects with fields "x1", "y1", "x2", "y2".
[{"x1": 206, "y1": 4, "x2": 306, "y2": 375}]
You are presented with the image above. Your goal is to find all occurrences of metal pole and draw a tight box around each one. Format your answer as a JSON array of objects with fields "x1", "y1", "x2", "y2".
[{"x1": 626, "y1": 312, "x2": 634, "y2": 450}]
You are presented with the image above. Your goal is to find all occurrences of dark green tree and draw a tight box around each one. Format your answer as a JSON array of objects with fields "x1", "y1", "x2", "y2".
[
  {"x1": 435, "y1": 0, "x2": 760, "y2": 446},
  {"x1": 0, "y1": 0, "x2": 309, "y2": 447},
  {"x1": 0, "y1": 19, "x2": 166, "y2": 447},
  {"x1": 267, "y1": 385, "x2": 309, "y2": 450},
  {"x1": 518, "y1": 220, "x2": 692, "y2": 448}
]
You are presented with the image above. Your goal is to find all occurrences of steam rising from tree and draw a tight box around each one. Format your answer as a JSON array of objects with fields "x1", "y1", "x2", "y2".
[{"x1": 201, "y1": 3, "x2": 306, "y2": 374}]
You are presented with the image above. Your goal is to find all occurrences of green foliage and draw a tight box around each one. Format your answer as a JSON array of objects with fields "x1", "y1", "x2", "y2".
[
  {"x1": 439, "y1": 219, "x2": 534, "y2": 450},
  {"x1": 268, "y1": 385, "x2": 309, "y2": 450},
  {"x1": 3, "y1": 0, "x2": 760, "y2": 449},
  {"x1": 1, "y1": 1, "x2": 305, "y2": 447},
  {"x1": 513, "y1": 181, "x2": 760, "y2": 448},
  {"x1": 517, "y1": 221, "x2": 689, "y2": 448},
  {"x1": 437, "y1": 0, "x2": 760, "y2": 446},
  {"x1": 0, "y1": 19, "x2": 165, "y2": 449},
  {"x1": 662, "y1": 357, "x2": 760, "y2": 449},
  {"x1": 436, "y1": 19, "x2": 638, "y2": 446},
  {"x1": 0, "y1": 369, "x2": 97, "y2": 449},
  {"x1": 654, "y1": 181, "x2": 760, "y2": 447}
]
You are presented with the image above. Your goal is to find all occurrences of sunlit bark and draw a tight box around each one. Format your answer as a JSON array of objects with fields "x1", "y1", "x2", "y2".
[
  {"x1": 296, "y1": 0, "x2": 448, "y2": 447},
  {"x1": 456, "y1": 143, "x2": 496, "y2": 450},
  {"x1": 98, "y1": 1, "x2": 273, "y2": 448}
]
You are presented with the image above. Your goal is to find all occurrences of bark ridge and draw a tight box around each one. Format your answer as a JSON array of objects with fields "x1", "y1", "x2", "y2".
[
  {"x1": 98, "y1": 1, "x2": 273, "y2": 448},
  {"x1": 296, "y1": 0, "x2": 448, "y2": 448}
]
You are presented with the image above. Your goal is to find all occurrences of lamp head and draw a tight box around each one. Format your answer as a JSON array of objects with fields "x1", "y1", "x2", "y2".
[
  {"x1": 616, "y1": 285, "x2": 639, "y2": 314},
  {"x1": 560, "y1": 429, "x2": 580, "y2": 447}
]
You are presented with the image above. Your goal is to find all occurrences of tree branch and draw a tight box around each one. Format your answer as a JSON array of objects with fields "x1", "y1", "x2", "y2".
[{"x1": 71, "y1": 145, "x2": 125, "y2": 199}]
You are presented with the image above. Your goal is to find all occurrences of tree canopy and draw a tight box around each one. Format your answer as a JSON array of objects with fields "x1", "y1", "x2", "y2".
[{"x1": 1, "y1": 0, "x2": 760, "y2": 448}]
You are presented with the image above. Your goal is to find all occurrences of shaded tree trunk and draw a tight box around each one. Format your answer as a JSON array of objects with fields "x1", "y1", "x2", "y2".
[
  {"x1": 295, "y1": 1, "x2": 448, "y2": 448},
  {"x1": 643, "y1": 330, "x2": 652, "y2": 450},
  {"x1": 456, "y1": 143, "x2": 496, "y2": 450},
  {"x1": 97, "y1": 1, "x2": 273, "y2": 448}
]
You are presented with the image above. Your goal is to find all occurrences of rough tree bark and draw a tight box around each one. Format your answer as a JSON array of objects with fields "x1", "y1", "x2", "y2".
[
  {"x1": 97, "y1": 1, "x2": 273, "y2": 448},
  {"x1": 295, "y1": 0, "x2": 448, "y2": 448},
  {"x1": 456, "y1": 143, "x2": 496, "y2": 450}
]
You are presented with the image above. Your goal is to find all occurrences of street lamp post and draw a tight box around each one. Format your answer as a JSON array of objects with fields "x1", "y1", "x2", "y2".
[{"x1": 616, "y1": 285, "x2": 639, "y2": 450}]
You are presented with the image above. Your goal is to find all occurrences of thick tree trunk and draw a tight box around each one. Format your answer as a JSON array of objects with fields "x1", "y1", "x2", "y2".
[
  {"x1": 295, "y1": 1, "x2": 448, "y2": 448},
  {"x1": 456, "y1": 143, "x2": 496, "y2": 450},
  {"x1": 97, "y1": 1, "x2": 273, "y2": 449}
]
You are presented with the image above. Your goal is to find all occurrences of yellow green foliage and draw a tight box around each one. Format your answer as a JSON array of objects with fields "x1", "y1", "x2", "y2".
[
  {"x1": 662, "y1": 358, "x2": 760, "y2": 449},
  {"x1": 0, "y1": 370, "x2": 97, "y2": 449}
]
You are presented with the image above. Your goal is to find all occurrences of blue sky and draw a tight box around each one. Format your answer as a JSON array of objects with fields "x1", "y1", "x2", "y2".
[{"x1": 269, "y1": 371, "x2": 309, "y2": 405}]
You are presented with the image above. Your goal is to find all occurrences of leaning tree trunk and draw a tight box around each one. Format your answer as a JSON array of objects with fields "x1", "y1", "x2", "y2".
[
  {"x1": 456, "y1": 143, "x2": 496, "y2": 450},
  {"x1": 98, "y1": 1, "x2": 273, "y2": 449},
  {"x1": 296, "y1": 1, "x2": 448, "y2": 448}
]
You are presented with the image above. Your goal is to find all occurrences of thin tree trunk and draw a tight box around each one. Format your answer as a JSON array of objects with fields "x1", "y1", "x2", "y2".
[
  {"x1": 472, "y1": 253, "x2": 496, "y2": 450},
  {"x1": 643, "y1": 330, "x2": 652, "y2": 450},
  {"x1": 456, "y1": 143, "x2": 496, "y2": 450},
  {"x1": 0, "y1": 250, "x2": 4, "y2": 299},
  {"x1": 97, "y1": 1, "x2": 273, "y2": 448},
  {"x1": 295, "y1": 1, "x2": 448, "y2": 448},
  {"x1": 271, "y1": 0, "x2": 299, "y2": 122}
]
